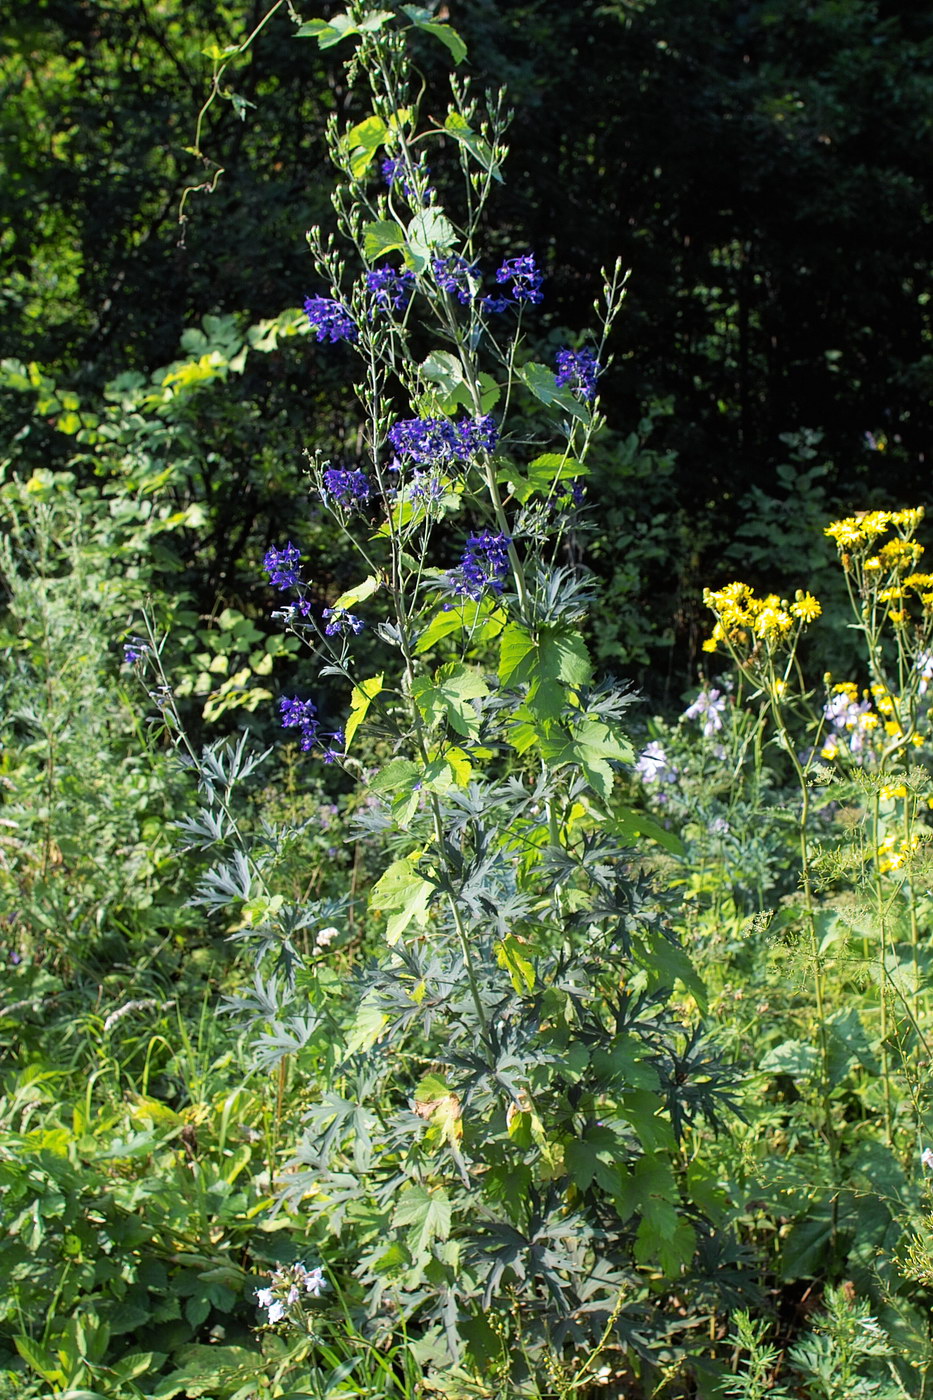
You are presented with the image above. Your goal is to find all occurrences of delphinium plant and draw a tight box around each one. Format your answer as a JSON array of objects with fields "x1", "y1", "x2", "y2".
[{"x1": 139, "y1": 4, "x2": 745, "y2": 1393}]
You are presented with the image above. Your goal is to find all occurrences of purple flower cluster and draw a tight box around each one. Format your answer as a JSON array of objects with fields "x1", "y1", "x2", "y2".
[
  {"x1": 263, "y1": 541, "x2": 302, "y2": 591},
  {"x1": 388, "y1": 415, "x2": 498, "y2": 466},
  {"x1": 382, "y1": 156, "x2": 432, "y2": 202},
  {"x1": 555, "y1": 347, "x2": 600, "y2": 403},
  {"x1": 123, "y1": 641, "x2": 146, "y2": 666},
  {"x1": 495, "y1": 254, "x2": 544, "y2": 305},
  {"x1": 304, "y1": 296, "x2": 357, "y2": 344},
  {"x1": 366, "y1": 265, "x2": 415, "y2": 312},
  {"x1": 280, "y1": 696, "x2": 344, "y2": 764},
  {"x1": 322, "y1": 468, "x2": 371, "y2": 510},
  {"x1": 453, "y1": 530, "x2": 512, "y2": 601},
  {"x1": 432, "y1": 255, "x2": 481, "y2": 305},
  {"x1": 322, "y1": 607, "x2": 364, "y2": 637}
]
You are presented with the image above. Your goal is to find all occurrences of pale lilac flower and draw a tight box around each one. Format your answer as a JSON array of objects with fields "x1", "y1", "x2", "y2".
[
  {"x1": 683, "y1": 688, "x2": 728, "y2": 737},
  {"x1": 635, "y1": 741, "x2": 678, "y2": 785},
  {"x1": 923, "y1": 1147, "x2": 933, "y2": 1171}
]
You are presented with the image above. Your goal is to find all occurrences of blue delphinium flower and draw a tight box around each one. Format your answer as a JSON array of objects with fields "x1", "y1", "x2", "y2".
[
  {"x1": 432, "y1": 255, "x2": 480, "y2": 305},
  {"x1": 495, "y1": 253, "x2": 544, "y2": 304},
  {"x1": 480, "y1": 294, "x2": 511, "y2": 315},
  {"x1": 263, "y1": 541, "x2": 302, "y2": 590},
  {"x1": 388, "y1": 415, "x2": 498, "y2": 466},
  {"x1": 555, "y1": 347, "x2": 600, "y2": 402},
  {"x1": 303, "y1": 296, "x2": 358, "y2": 344},
  {"x1": 365, "y1": 266, "x2": 416, "y2": 312},
  {"x1": 123, "y1": 641, "x2": 146, "y2": 665},
  {"x1": 321, "y1": 729, "x2": 345, "y2": 765},
  {"x1": 322, "y1": 607, "x2": 365, "y2": 636},
  {"x1": 457, "y1": 414, "x2": 499, "y2": 455},
  {"x1": 454, "y1": 530, "x2": 512, "y2": 601},
  {"x1": 382, "y1": 156, "x2": 433, "y2": 203},
  {"x1": 322, "y1": 468, "x2": 371, "y2": 510},
  {"x1": 280, "y1": 696, "x2": 320, "y2": 751}
]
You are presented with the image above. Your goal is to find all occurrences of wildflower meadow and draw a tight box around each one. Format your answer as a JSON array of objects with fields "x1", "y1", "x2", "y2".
[{"x1": 2, "y1": 3, "x2": 933, "y2": 1398}]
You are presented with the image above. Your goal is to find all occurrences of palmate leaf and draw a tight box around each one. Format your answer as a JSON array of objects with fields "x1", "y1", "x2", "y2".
[
  {"x1": 369, "y1": 856, "x2": 434, "y2": 945},
  {"x1": 413, "y1": 662, "x2": 488, "y2": 739},
  {"x1": 392, "y1": 1182, "x2": 452, "y2": 1256}
]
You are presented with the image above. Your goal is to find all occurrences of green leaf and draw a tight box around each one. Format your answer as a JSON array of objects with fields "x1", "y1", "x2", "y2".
[
  {"x1": 401, "y1": 7, "x2": 468, "y2": 64},
  {"x1": 363, "y1": 220, "x2": 408, "y2": 262},
  {"x1": 296, "y1": 12, "x2": 392, "y2": 48},
  {"x1": 412, "y1": 662, "x2": 488, "y2": 739},
  {"x1": 495, "y1": 934, "x2": 535, "y2": 993},
  {"x1": 407, "y1": 208, "x2": 457, "y2": 271},
  {"x1": 345, "y1": 673, "x2": 383, "y2": 749},
  {"x1": 442, "y1": 111, "x2": 500, "y2": 178},
  {"x1": 498, "y1": 622, "x2": 592, "y2": 690},
  {"x1": 421, "y1": 350, "x2": 464, "y2": 397},
  {"x1": 536, "y1": 715, "x2": 633, "y2": 799},
  {"x1": 565, "y1": 1125, "x2": 620, "y2": 1192},
  {"x1": 759, "y1": 1040, "x2": 821, "y2": 1078},
  {"x1": 392, "y1": 1182, "x2": 452, "y2": 1255},
  {"x1": 332, "y1": 573, "x2": 381, "y2": 611},
  {"x1": 342, "y1": 114, "x2": 388, "y2": 178},
  {"x1": 14, "y1": 1336, "x2": 62, "y2": 1385},
  {"x1": 612, "y1": 805, "x2": 684, "y2": 855},
  {"x1": 416, "y1": 597, "x2": 504, "y2": 652},
  {"x1": 370, "y1": 857, "x2": 433, "y2": 945},
  {"x1": 518, "y1": 362, "x2": 588, "y2": 422}
]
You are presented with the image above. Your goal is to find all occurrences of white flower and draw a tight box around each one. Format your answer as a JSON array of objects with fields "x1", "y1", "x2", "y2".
[
  {"x1": 267, "y1": 1300, "x2": 287, "y2": 1324},
  {"x1": 255, "y1": 1287, "x2": 274, "y2": 1309},
  {"x1": 922, "y1": 1147, "x2": 933, "y2": 1171},
  {"x1": 304, "y1": 1266, "x2": 326, "y2": 1296},
  {"x1": 315, "y1": 926, "x2": 339, "y2": 948}
]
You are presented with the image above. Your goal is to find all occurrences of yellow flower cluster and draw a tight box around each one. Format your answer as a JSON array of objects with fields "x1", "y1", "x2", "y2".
[
  {"x1": 702, "y1": 583, "x2": 821, "y2": 654},
  {"x1": 824, "y1": 507, "x2": 924, "y2": 552},
  {"x1": 877, "y1": 831, "x2": 926, "y2": 874}
]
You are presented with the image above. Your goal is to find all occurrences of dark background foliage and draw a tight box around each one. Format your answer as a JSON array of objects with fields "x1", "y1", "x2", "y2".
[{"x1": 3, "y1": 0, "x2": 932, "y2": 694}]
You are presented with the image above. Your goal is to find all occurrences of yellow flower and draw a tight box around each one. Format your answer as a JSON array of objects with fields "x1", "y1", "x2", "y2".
[
  {"x1": 833, "y1": 681, "x2": 859, "y2": 700},
  {"x1": 880, "y1": 537, "x2": 924, "y2": 569},
  {"x1": 879, "y1": 783, "x2": 908, "y2": 800},
  {"x1": 790, "y1": 590, "x2": 821, "y2": 622},
  {"x1": 825, "y1": 518, "x2": 867, "y2": 547},
  {"x1": 865, "y1": 556, "x2": 884, "y2": 572},
  {"x1": 892, "y1": 507, "x2": 924, "y2": 532},
  {"x1": 884, "y1": 719, "x2": 904, "y2": 737},
  {"x1": 888, "y1": 609, "x2": 909, "y2": 626},
  {"x1": 754, "y1": 606, "x2": 792, "y2": 642}
]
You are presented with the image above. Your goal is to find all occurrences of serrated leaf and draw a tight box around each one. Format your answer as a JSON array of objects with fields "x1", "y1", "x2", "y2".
[
  {"x1": 407, "y1": 208, "x2": 457, "y2": 272},
  {"x1": 421, "y1": 350, "x2": 464, "y2": 396},
  {"x1": 342, "y1": 114, "x2": 388, "y2": 178},
  {"x1": 345, "y1": 673, "x2": 383, "y2": 749},
  {"x1": 392, "y1": 1182, "x2": 452, "y2": 1255},
  {"x1": 363, "y1": 220, "x2": 408, "y2": 262},
  {"x1": 519, "y1": 362, "x2": 588, "y2": 422},
  {"x1": 370, "y1": 857, "x2": 433, "y2": 945},
  {"x1": 416, "y1": 597, "x2": 504, "y2": 652},
  {"x1": 412, "y1": 662, "x2": 488, "y2": 739},
  {"x1": 495, "y1": 934, "x2": 535, "y2": 993}
]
